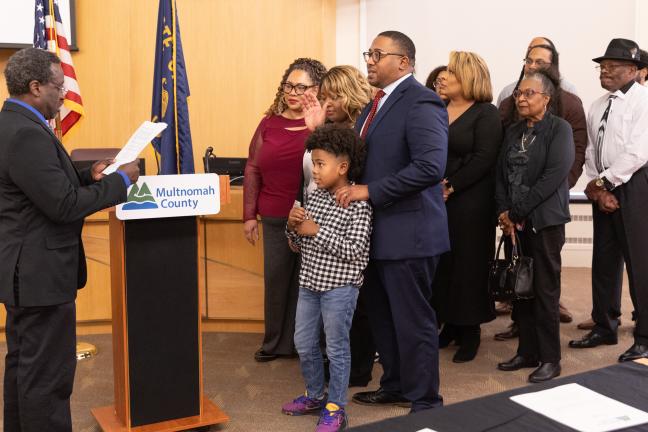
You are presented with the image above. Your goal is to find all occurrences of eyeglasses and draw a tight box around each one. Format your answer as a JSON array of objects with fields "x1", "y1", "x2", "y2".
[
  {"x1": 513, "y1": 88, "x2": 547, "y2": 99},
  {"x1": 49, "y1": 81, "x2": 68, "y2": 95},
  {"x1": 281, "y1": 82, "x2": 317, "y2": 95},
  {"x1": 362, "y1": 50, "x2": 406, "y2": 63},
  {"x1": 595, "y1": 63, "x2": 632, "y2": 72},
  {"x1": 432, "y1": 77, "x2": 446, "y2": 89},
  {"x1": 524, "y1": 58, "x2": 550, "y2": 68}
]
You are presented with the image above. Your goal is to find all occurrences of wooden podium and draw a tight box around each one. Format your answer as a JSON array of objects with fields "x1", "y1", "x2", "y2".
[{"x1": 92, "y1": 177, "x2": 230, "y2": 431}]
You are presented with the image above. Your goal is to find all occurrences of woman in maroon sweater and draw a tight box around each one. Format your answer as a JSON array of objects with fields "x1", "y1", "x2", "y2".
[{"x1": 244, "y1": 58, "x2": 327, "y2": 362}]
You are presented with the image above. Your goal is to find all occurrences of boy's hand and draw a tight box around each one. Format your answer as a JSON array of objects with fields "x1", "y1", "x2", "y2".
[
  {"x1": 288, "y1": 207, "x2": 307, "y2": 230},
  {"x1": 296, "y1": 220, "x2": 319, "y2": 236}
]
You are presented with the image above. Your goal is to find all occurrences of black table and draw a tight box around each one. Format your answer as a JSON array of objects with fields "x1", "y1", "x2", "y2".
[{"x1": 349, "y1": 362, "x2": 648, "y2": 431}]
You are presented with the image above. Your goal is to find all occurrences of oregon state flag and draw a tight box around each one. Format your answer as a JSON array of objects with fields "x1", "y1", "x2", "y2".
[{"x1": 151, "y1": 0, "x2": 194, "y2": 174}]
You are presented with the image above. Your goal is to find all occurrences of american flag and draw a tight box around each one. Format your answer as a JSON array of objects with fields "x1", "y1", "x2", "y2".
[{"x1": 34, "y1": 0, "x2": 84, "y2": 137}]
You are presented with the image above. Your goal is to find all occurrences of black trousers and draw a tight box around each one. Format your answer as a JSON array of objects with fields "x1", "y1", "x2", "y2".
[
  {"x1": 349, "y1": 286, "x2": 375, "y2": 383},
  {"x1": 515, "y1": 224, "x2": 565, "y2": 363},
  {"x1": 4, "y1": 302, "x2": 76, "y2": 432},
  {"x1": 364, "y1": 257, "x2": 442, "y2": 412},
  {"x1": 261, "y1": 216, "x2": 300, "y2": 355},
  {"x1": 591, "y1": 168, "x2": 648, "y2": 344}
]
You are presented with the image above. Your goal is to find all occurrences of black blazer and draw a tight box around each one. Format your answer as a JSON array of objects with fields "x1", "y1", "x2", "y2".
[
  {"x1": 495, "y1": 113, "x2": 574, "y2": 232},
  {"x1": 0, "y1": 101, "x2": 127, "y2": 306}
]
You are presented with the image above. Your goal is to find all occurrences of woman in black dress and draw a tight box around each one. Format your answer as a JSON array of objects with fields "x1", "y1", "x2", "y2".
[{"x1": 433, "y1": 51, "x2": 503, "y2": 362}]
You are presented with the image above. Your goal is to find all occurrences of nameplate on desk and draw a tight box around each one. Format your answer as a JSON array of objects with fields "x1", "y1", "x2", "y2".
[{"x1": 116, "y1": 174, "x2": 221, "y2": 220}]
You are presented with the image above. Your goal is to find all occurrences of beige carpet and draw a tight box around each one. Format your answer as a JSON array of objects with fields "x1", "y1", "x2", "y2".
[{"x1": 0, "y1": 267, "x2": 636, "y2": 431}]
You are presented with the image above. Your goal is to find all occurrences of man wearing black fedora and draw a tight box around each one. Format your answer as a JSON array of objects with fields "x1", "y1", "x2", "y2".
[{"x1": 569, "y1": 38, "x2": 648, "y2": 362}]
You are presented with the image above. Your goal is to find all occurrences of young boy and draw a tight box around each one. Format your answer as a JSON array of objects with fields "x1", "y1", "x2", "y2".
[{"x1": 282, "y1": 124, "x2": 372, "y2": 432}]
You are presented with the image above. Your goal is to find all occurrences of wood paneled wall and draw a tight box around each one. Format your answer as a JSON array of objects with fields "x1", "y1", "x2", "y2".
[{"x1": 0, "y1": 0, "x2": 336, "y2": 171}]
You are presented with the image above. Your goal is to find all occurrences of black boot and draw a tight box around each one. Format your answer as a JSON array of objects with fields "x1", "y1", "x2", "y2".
[
  {"x1": 439, "y1": 323, "x2": 460, "y2": 348},
  {"x1": 453, "y1": 325, "x2": 481, "y2": 363}
]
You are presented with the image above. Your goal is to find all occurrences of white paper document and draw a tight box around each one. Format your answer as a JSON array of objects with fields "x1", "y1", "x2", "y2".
[
  {"x1": 102, "y1": 121, "x2": 167, "y2": 175},
  {"x1": 510, "y1": 383, "x2": 648, "y2": 432}
]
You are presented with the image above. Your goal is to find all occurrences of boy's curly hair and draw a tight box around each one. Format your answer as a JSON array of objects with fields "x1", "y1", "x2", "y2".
[{"x1": 305, "y1": 124, "x2": 366, "y2": 182}]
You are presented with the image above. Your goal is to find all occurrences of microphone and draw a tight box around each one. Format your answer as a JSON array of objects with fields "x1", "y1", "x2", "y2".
[{"x1": 204, "y1": 146, "x2": 214, "y2": 173}]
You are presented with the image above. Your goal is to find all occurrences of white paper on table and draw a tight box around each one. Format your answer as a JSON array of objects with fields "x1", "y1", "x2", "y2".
[
  {"x1": 102, "y1": 121, "x2": 167, "y2": 175},
  {"x1": 510, "y1": 383, "x2": 648, "y2": 432}
]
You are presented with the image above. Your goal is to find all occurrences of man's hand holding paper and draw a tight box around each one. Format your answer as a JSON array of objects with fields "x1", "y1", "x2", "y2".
[{"x1": 102, "y1": 121, "x2": 167, "y2": 175}]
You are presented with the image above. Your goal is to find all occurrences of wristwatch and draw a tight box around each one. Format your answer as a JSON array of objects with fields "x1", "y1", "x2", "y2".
[{"x1": 595, "y1": 176, "x2": 615, "y2": 191}]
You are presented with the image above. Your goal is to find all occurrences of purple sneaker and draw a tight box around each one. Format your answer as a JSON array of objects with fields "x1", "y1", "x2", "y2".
[
  {"x1": 316, "y1": 406, "x2": 347, "y2": 431},
  {"x1": 282, "y1": 394, "x2": 325, "y2": 416}
]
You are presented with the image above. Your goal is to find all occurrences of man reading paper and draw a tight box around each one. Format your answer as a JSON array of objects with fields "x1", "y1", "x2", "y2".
[{"x1": 0, "y1": 48, "x2": 139, "y2": 431}]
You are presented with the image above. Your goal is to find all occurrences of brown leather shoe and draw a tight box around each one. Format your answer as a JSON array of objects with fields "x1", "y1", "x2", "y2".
[
  {"x1": 577, "y1": 317, "x2": 622, "y2": 330},
  {"x1": 559, "y1": 303, "x2": 573, "y2": 323},
  {"x1": 494, "y1": 322, "x2": 518, "y2": 341},
  {"x1": 577, "y1": 318, "x2": 595, "y2": 330},
  {"x1": 495, "y1": 301, "x2": 512, "y2": 315}
]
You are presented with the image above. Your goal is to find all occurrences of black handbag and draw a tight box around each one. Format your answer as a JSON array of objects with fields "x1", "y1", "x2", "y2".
[
  {"x1": 488, "y1": 236, "x2": 513, "y2": 301},
  {"x1": 506, "y1": 232, "x2": 534, "y2": 300},
  {"x1": 488, "y1": 233, "x2": 534, "y2": 301}
]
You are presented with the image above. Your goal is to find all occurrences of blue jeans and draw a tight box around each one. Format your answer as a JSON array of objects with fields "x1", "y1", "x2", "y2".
[{"x1": 294, "y1": 286, "x2": 359, "y2": 407}]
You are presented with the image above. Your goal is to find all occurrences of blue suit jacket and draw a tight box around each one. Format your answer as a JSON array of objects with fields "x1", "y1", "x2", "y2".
[{"x1": 357, "y1": 75, "x2": 450, "y2": 260}]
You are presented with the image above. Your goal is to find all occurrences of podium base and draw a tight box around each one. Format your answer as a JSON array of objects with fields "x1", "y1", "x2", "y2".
[{"x1": 91, "y1": 396, "x2": 228, "y2": 431}]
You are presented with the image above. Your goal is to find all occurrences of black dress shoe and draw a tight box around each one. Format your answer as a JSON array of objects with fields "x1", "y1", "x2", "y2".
[
  {"x1": 497, "y1": 355, "x2": 539, "y2": 371},
  {"x1": 494, "y1": 322, "x2": 519, "y2": 341},
  {"x1": 529, "y1": 362, "x2": 561, "y2": 383},
  {"x1": 254, "y1": 348, "x2": 278, "y2": 362},
  {"x1": 568, "y1": 331, "x2": 617, "y2": 349},
  {"x1": 352, "y1": 388, "x2": 411, "y2": 407},
  {"x1": 618, "y1": 343, "x2": 648, "y2": 362}
]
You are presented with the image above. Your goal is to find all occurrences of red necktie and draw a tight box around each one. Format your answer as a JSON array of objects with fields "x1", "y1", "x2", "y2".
[{"x1": 360, "y1": 89, "x2": 386, "y2": 139}]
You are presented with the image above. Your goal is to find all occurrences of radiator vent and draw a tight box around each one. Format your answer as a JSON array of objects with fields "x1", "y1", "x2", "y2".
[
  {"x1": 566, "y1": 237, "x2": 593, "y2": 244},
  {"x1": 496, "y1": 236, "x2": 593, "y2": 244},
  {"x1": 571, "y1": 215, "x2": 593, "y2": 222}
]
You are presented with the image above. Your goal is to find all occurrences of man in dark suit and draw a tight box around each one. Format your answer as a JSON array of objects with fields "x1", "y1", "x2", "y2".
[
  {"x1": 0, "y1": 48, "x2": 139, "y2": 431},
  {"x1": 336, "y1": 31, "x2": 449, "y2": 412}
]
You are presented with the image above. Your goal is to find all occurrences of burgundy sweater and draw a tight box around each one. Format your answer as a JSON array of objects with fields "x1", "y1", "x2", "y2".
[{"x1": 243, "y1": 115, "x2": 309, "y2": 221}]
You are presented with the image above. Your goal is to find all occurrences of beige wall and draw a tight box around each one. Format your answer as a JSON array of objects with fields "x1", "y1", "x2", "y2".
[{"x1": 0, "y1": 0, "x2": 336, "y2": 171}]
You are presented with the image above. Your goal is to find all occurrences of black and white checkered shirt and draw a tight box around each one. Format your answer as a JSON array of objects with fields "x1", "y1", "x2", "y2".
[{"x1": 286, "y1": 188, "x2": 372, "y2": 292}]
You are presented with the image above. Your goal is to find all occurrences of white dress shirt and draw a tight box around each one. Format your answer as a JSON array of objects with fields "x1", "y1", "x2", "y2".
[
  {"x1": 584, "y1": 81, "x2": 648, "y2": 186},
  {"x1": 360, "y1": 73, "x2": 412, "y2": 134},
  {"x1": 377, "y1": 73, "x2": 412, "y2": 111}
]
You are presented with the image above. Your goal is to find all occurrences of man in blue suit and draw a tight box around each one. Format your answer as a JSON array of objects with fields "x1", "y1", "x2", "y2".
[{"x1": 336, "y1": 31, "x2": 449, "y2": 412}]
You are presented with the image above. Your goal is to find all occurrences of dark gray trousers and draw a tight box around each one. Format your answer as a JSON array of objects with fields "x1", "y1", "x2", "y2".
[{"x1": 261, "y1": 216, "x2": 300, "y2": 355}]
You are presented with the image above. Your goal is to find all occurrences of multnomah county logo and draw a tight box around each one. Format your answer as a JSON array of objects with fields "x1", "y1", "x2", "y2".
[{"x1": 123, "y1": 182, "x2": 158, "y2": 210}]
